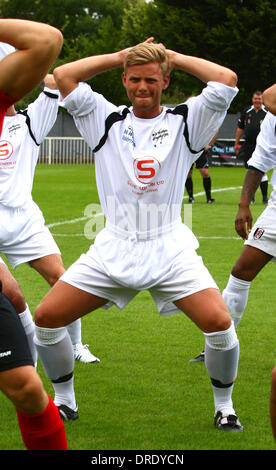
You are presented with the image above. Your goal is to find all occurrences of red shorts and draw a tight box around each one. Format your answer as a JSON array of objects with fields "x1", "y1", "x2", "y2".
[{"x1": 0, "y1": 90, "x2": 17, "y2": 136}]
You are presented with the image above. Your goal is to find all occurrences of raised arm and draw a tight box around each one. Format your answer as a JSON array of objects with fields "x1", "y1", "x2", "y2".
[
  {"x1": 53, "y1": 52, "x2": 124, "y2": 99},
  {"x1": 0, "y1": 19, "x2": 63, "y2": 101},
  {"x1": 54, "y1": 37, "x2": 154, "y2": 99},
  {"x1": 166, "y1": 50, "x2": 237, "y2": 88},
  {"x1": 54, "y1": 39, "x2": 237, "y2": 100},
  {"x1": 263, "y1": 84, "x2": 276, "y2": 115}
]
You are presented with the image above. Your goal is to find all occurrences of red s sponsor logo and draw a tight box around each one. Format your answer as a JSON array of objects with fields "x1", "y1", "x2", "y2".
[
  {"x1": 133, "y1": 157, "x2": 161, "y2": 184},
  {"x1": 0, "y1": 140, "x2": 13, "y2": 160}
]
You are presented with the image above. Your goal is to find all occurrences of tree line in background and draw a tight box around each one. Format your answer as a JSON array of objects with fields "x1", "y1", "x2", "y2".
[{"x1": 1, "y1": 0, "x2": 276, "y2": 113}]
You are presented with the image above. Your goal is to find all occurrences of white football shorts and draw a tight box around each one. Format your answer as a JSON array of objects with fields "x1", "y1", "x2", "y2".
[
  {"x1": 0, "y1": 200, "x2": 60, "y2": 268},
  {"x1": 245, "y1": 196, "x2": 276, "y2": 261},
  {"x1": 60, "y1": 219, "x2": 218, "y2": 316}
]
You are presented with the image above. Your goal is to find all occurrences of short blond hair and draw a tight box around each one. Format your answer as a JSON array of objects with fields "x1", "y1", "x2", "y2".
[{"x1": 124, "y1": 42, "x2": 169, "y2": 77}]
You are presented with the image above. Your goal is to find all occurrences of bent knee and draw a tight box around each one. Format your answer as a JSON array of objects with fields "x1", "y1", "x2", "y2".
[
  {"x1": 205, "y1": 312, "x2": 232, "y2": 333},
  {"x1": 34, "y1": 303, "x2": 51, "y2": 327},
  {"x1": 3, "y1": 368, "x2": 45, "y2": 413},
  {"x1": 34, "y1": 302, "x2": 62, "y2": 328},
  {"x1": 3, "y1": 284, "x2": 26, "y2": 313},
  {"x1": 47, "y1": 273, "x2": 62, "y2": 287}
]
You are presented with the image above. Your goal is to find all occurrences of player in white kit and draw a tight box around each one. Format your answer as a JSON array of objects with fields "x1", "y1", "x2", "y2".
[
  {"x1": 0, "y1": 18, "x2": 68, "y2": 450},
  {"x1": 0, "y1": 43, "x2": 99, "y2": 366},
  {"x1": 191, "y1": 84, "x2": 276, "y2": 365},
  {"x1": 34, "y1": 39, "x2": 243, "y2": 430},
  {"x1": 222, "y1": 83, "x2": 276, "y2": 330}
]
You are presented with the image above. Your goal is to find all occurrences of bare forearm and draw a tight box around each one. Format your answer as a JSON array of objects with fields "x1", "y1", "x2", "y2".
[
  {"x1": 168, "y1": 51, "x2": 237, "y2": 87},
  {"x1": 235, "y1": 127, "x2": 243, "y2": 145},
  {"x1": 239, "y1": 168, "x2": 263, "y2": 207},
  {"x1": 54, "y1": 51, "x2": 124, "y2": 98},
  {"x1": 0, "y1": 19, "x2": 62, "y2": 53},
  {"x1": 0, "y1": 19, "x2": 62, "y2": 100}
]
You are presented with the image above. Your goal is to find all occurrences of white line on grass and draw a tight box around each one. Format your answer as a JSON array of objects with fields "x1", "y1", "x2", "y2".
[
  {"x1": 189, "y1": 185, "x2": 242, "y2": 198},
  {"x1": 198, "y1": 236, "x2": 241, "y2": 240},
  {"x1": 51, "y1": 233, "x2": 87, "y2": 237},
  {"x1": 47, "y1": 216, "x2": 90, "y2": 228},
  {"x1": 48, "y1": 185, "x2": 244, "y2": 239},
  {"x1": 46, "y1": 185, "x2": 243, "y2": 230}
]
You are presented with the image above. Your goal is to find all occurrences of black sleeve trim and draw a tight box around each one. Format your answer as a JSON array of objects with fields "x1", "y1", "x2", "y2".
[
  {"x1": 93, "y1": 107, "x2": 130, "y2": 153},
  {"x1": 43, "y1": 91, "x2": 59, "y2": 99},
  {"x1": 16, "y1": 110, "x2": 39, "y2": 146},
  {"x1": 166, "y1": 104, "x2": 205, "y2": 154}
]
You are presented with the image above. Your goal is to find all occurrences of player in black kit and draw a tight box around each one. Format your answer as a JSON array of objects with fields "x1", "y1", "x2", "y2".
[{"x1": 234, "y1": 90, "x2": 268, "y2": 204}]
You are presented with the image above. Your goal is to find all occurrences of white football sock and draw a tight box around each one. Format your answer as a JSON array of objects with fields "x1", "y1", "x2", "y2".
[
  {"x1": 204, "y1": 322, "x2": 239, "y2": 414},
  {"x1": 34, "y1": 326, "x2": 76, "y2": 409},
  {"x1": 222, "y1": 274, "x2": 251, "y2": 328},
  {"x1": 52, "y1": 376, "x2": 77, "y2": 409},
  {"x1": 261, "y1": 174, "x2": 268, "y2": 182},
  {"x1": 19, "y1": 305, "x2": 37, "y2": 366},
  {"x1": 211, "y1": 384, "x2": 234, "y2": 415},
  {"x1": 66, "y1": 318, "x2": 82, "y2": 346}
]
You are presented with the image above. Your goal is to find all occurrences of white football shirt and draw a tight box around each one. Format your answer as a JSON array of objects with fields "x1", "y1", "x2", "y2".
[
  {"x1": 247, "y1": 111, "x2": 276, "y2": 190},
  {"x1": 63, "y1": 81, "x2": 238, "y2": 234},
  {"x1": 0, "y1": 88, "x2": 59, "y2": 207}
]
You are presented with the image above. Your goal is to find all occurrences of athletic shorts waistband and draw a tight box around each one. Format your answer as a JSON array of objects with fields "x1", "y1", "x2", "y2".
[{"x1": 105, "y1": 217, "x2": 182, "y2": 241}]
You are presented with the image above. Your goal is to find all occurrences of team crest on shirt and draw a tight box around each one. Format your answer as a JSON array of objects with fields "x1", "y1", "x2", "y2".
[{"x1": 253, "y1": 227, "x2": 265, "y2": 239}]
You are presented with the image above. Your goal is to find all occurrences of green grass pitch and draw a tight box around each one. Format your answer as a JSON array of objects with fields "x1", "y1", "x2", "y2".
[{"x1": 1, "y1": 163, "x2": 276, "y2": 450}]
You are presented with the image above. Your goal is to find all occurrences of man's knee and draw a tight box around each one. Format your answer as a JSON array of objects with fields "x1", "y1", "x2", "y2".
[
  {"x1": 2, "y1": 367, "x2": 45, "y2": 413},
  {"x1": 3, "y1": 283, "x2": 26, "y2": 313},
  {"x1": 204, "y1": 308, "x2": 232, "y2": 333},
  {"x1": 47, "y1": 272, "x2": 63, "y2": 287},
  {"x1": 34, "y1": 303, "x2": 52, "y2": 327}
]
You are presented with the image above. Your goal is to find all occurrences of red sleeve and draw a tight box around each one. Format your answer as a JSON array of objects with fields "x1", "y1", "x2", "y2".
[{"x1": 0, "y1": 90, "x2": 17, "y2": 137}]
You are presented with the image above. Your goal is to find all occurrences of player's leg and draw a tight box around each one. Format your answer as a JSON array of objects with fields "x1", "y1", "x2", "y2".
[
  {"x1": 1, "y1": 367, "x2": 68, "y2": 450},
  {"x1": 197, "y1": 151, "x2": 214, "y2": 204},
  {"x1": 0, "y1": 261, "x2": 26, "y2": 312},
  {"x1": 0, "y1": 366, "x2": 48, "y2": 413},
  {"x1": 199, "y1": 167, "x2": 214, "y2": 203},
  {"x1": 30, "y1": 254, "x2": 100, "y2": 363},
  {"x1": 185, "y1": 167, "x2": 194, "y2": 203},
  {"x1": 190, "y1": 244, "x2": 272, "y2": 363},
  {"x1": 34, "y1": 280, "x2": 108, "y2": 420},
  {"x1": 223, "y1": 245, "x2": 272, "y2": 328},
  {"x1": 0, "y1": 261, "x2": 37, "y2": 365},
  {"x1": 243, "y1": 144, "x2": 256, "y2": 202},
  {"x1": 260, "y1": 173, "x2": 269, "y2": 204},
  {"x1": 0, "y1": 19, "x2": 63, "y2": 101},
  {"x1": 0, "y1": 290, "x2": 67, "y2": 449},
  {"x1": 174, "y1": 288, "x2": 243, "y2": 431}
]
